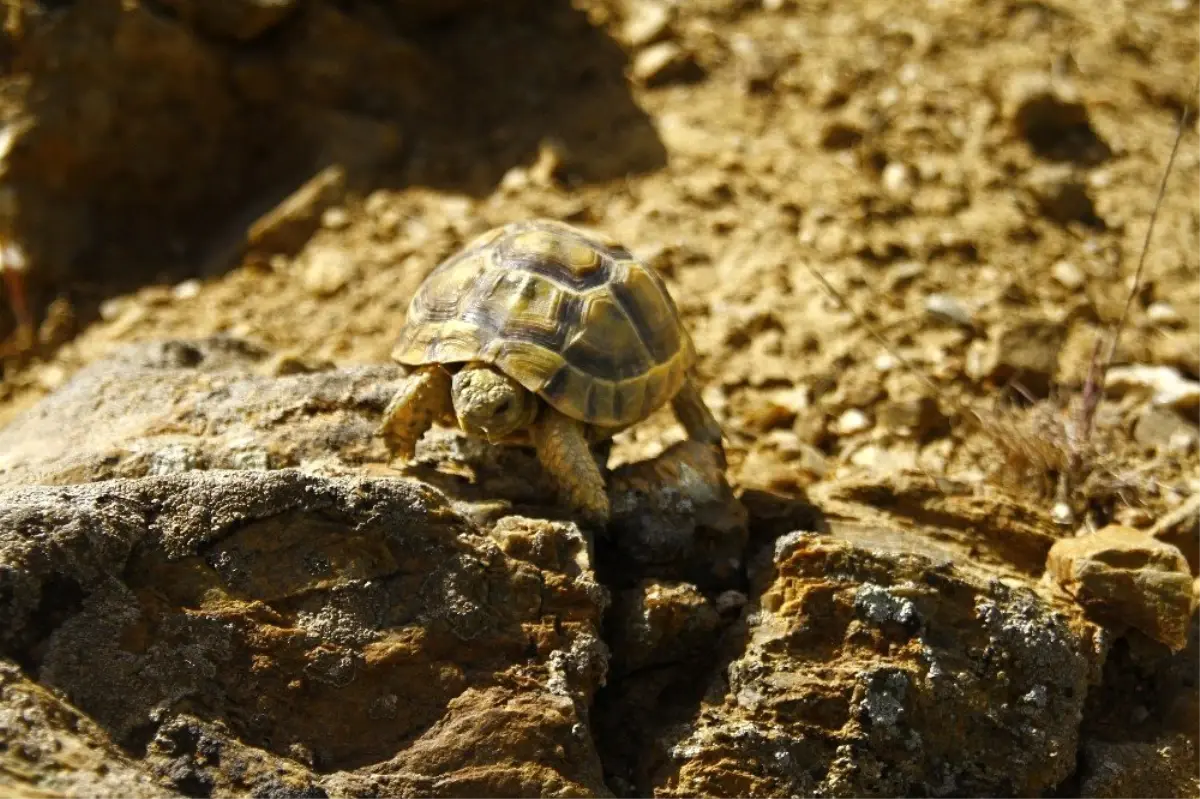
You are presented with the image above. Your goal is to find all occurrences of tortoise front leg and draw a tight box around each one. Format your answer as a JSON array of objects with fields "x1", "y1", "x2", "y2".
[
  {"x1": 671, "y1": 377, "x2": 725, "y2": 458},
  {"x1": 378, "y1": 364, "x2": 452, "y2": 460},
  {"x1": 532, "y1": 409, "x2": 610, "y2": 527}
]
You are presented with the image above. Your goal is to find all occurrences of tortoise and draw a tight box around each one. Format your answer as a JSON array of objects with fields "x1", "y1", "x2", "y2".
[{"x1": 378, "y1": 218, "x2": 724, "y2": 526}]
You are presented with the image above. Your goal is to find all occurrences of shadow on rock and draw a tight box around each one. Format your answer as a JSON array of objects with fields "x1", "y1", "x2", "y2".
[{"x1": 0, "y1": 0, "x2": 666, "y2": 354}]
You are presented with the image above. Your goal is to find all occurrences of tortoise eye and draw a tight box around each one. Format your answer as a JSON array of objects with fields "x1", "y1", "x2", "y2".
[{"x1": 497, "y1": 400, "x2": 511, "y2": 414}]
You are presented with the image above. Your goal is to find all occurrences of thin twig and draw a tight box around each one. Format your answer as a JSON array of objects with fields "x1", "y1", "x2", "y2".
[{"x1": 1102, "y1": 93, "x2": 1194, "y2": 371}]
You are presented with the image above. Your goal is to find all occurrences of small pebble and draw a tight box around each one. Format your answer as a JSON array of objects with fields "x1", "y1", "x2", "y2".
[
  {"x1": 623, "y1": 1, "x2": 672, "y2": 47},
  {"x1": 99, "y1": 298, "x2": 126, "y2": 322},
  {"x1": 834, "y1": 408, "x2": 872, "y2": 435},
  {"x1": 1050, "y1": 260, "x2": 1086, "y2": 290},
  {"x1": 301, "y1": 245, "x2": 354, "y2": 297},
  {"x1": 1106, "y1": 364, "x2": 1200, "y2": 415},
  {"x1": 716, "y1": 590, "x2": 748, "y2": 613},
  {"x1": 632, "y1": 41, "x2": 693, "y2": 85},
  {"x1": 500, "y1": 166, "x2": 531, "y2": 192},
  {"x1": 321, "y1": 207, "x2": 350, "y2": 230},
  {"x1": 530, "y1": 138, "x2": 570, "y2": 187},
  {"x1": 37, "y1": 364, "x2": 67, "y2": 391},
  {"x1": 1146, "y1": 302, "x2": 1183, "y2": 327},
  {"x1": 172, "y1": 279, "x2": 202, "y2": 300},
  {"x1": 924, "y1": 293, "x2": 974, "y2": 327},
  {"x1": 881, "y1": 161, "x2": 915, "y2": 200}
]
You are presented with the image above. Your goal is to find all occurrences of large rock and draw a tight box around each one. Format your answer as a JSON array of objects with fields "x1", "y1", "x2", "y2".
[
  {"x1": 639, "y1": 529, "x2": 1104, "y2": 797},
  {"x1": 0, "y1": 470, "x2": 611, "y2": 797},
  {"x1": 0, "y1": 337, "x2": 406, "y2": 486},
  {"x1": 1, "y1": 338, "x2": 1196, "y2": 795}
]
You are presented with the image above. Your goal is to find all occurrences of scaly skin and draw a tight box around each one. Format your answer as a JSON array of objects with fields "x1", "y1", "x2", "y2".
[
  {"x1": 532, "y1": 409, "x2": 610, "y2": 527},
  {"x1": 378, "y1": 364, "x2": 452, "y2": 459},
  {"x1": 450, "y1": 364, "x2": 537, "y2": 442},
  {"x1": 672, "y1": 376, "x2": 726, "y2": 464}
]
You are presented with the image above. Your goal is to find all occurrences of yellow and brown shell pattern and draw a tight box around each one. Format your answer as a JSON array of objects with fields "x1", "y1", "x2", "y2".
[{"x1": 392, "y1": 218, "x2": 696, "y2": 430}]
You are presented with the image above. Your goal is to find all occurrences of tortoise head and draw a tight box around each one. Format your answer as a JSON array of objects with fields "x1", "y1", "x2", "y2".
[{"x1": 450, "y1": 364, "x2": 538, "y2": 442}]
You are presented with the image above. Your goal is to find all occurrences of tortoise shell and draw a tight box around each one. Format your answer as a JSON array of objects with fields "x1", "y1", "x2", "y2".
[{"x1": 392, "y1": 218, "x2": 696, "y2": 429}]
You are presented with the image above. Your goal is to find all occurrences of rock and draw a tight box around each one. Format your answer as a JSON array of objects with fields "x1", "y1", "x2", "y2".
[
  {"x1": 1002, "y1": 71, "x2": 1102, "y2": 160},
  {"x1": 976, "y1": 317, "x2": 1065, "y2": 398},
  {"x1": 735, "y1": 443, "x2": 827, "y2": 497},
  {"x1": 606, "y1": 440, "x2": 748, "y2": 589},
  {"x1": 246, "y1": 165, "x2": 348, "y2": 259},
  {"x1": 1146, "y1": 302, "x2": 1185, "y2": 327},
  {"x1": 1151, "y1": 493, "x2": 1200, "y2": 575},
  {"x1": 1106, "y1": 365, "x2": 1200, "y2": 416},
  {"x1": 322, "y1": 205, "x2": 351, "y2": 230},
  {"x1": 1152, "y1": 333, "x2": 1200, "y2": 386},
  {"x1": 300, "y1": 242, "x2": 356, "y2": 297},
  {"x1": 0, "y1": 2, "x2": 249, "y2": 309},
  {"x1": 0, "y1": 470, "x2": 611, "y2": 796},
  {"x1": 729, "y1": 33, "x2": 779, "y2": 93},
  {"x1": 1047, "y1": 525, "x2": 1194, "y2": 651},
  {"x1": 736, "y1": 486, "x2": 825, "y2": 541},
  {"x1": 0, "y1": 662, "x2": 174, "y2": 798},
  {"x1": 1025, "y1": 164, "x2": 1100, "y2": 225},
  {"x1": 489, "y1": 516, "x2": 595, "y2": 577},
  {"x1": 832, "y1": 407, "x2": 872, "y2": 436},
  {"x1": 529, "y1": 137, "x2": 572, "y2": 187},
  {"x1": 878, "y1": 394, "x2": 946, "y2": 441},
  {"x1": 0, "y1": 337, "x2": 406, "y2": 487},
  {"x1": 923, "y1": 293, "x2": 975, "y2": 328},
  {"x1": 1133, "y1": 405, "x2": 1199, "y2": 454},
  {"x1": 631, "y1": 41, "x2": 701, "y2": 86},
  {"x1": 641, "y1": 529, "x2": 1100, "y2": 797},
  {"x1": 809, "y1": 472, "x2": 1061, "y2": 578},
  {"x1": 0, "y1": 0, "x2": 429, "y2": 330},
  {"x1": 157, "y1": 0, "x2": 299, "y2": 41},
  {"x1": 622, "y1": 1, "x2": 673, "y2": 47},
  {"x1": 880, "y1": 161, "x2": 916, "y2": 201},
  {"x1": 1051, "y1": 259, "x2": 1087, "y2": 290},
  {"x1": 607, "y1": 580, "x2": 720, "y2": 677},
  {"x1": 1078, "y1": 734, "x2": 1200, "y2": 798},
  {"x1": 594, "y1": 578, "x2": 724, "y2": 794}
]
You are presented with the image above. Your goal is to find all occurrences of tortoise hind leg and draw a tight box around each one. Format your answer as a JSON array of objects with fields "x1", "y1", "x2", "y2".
[
  {"x1": 379, "y1": 364, "x2": 452, "y2": 460},
  {"x1": 671, "y1": 377, "x2": 726, "y2": 460},
  {"x1": 533, "y1": 410, "x2": 610, "y2": 527}
]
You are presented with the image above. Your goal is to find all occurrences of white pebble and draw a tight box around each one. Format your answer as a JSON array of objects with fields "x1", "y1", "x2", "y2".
[
  {"x1": 1050, "y1": 260, "x2": 1085, "y2": 290},
  {"x1": 834, "y1": 408, "x2": 872, "y2": 435},
  {"x1": 301, "y1": 245, "x2": 354, "y2": 297},
  {"x1": 321, "y1": 207, "x2": 350, "y2": 230},
  {"x1": 924, "y1": 293, "x2": 974, "y2": 327},
  {"x1": 172, "y1": 279, "x2": 202, "y2": 300},
  {"x1": 1106, "y1": 364, "x2": 1200, "y2": 414},
  {"x1": 881, "y1": 161, "x2": 915, "y2": 199},
  {"x1": 1146, "y1": 302, "x2": 1183, "y2": 327}
]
